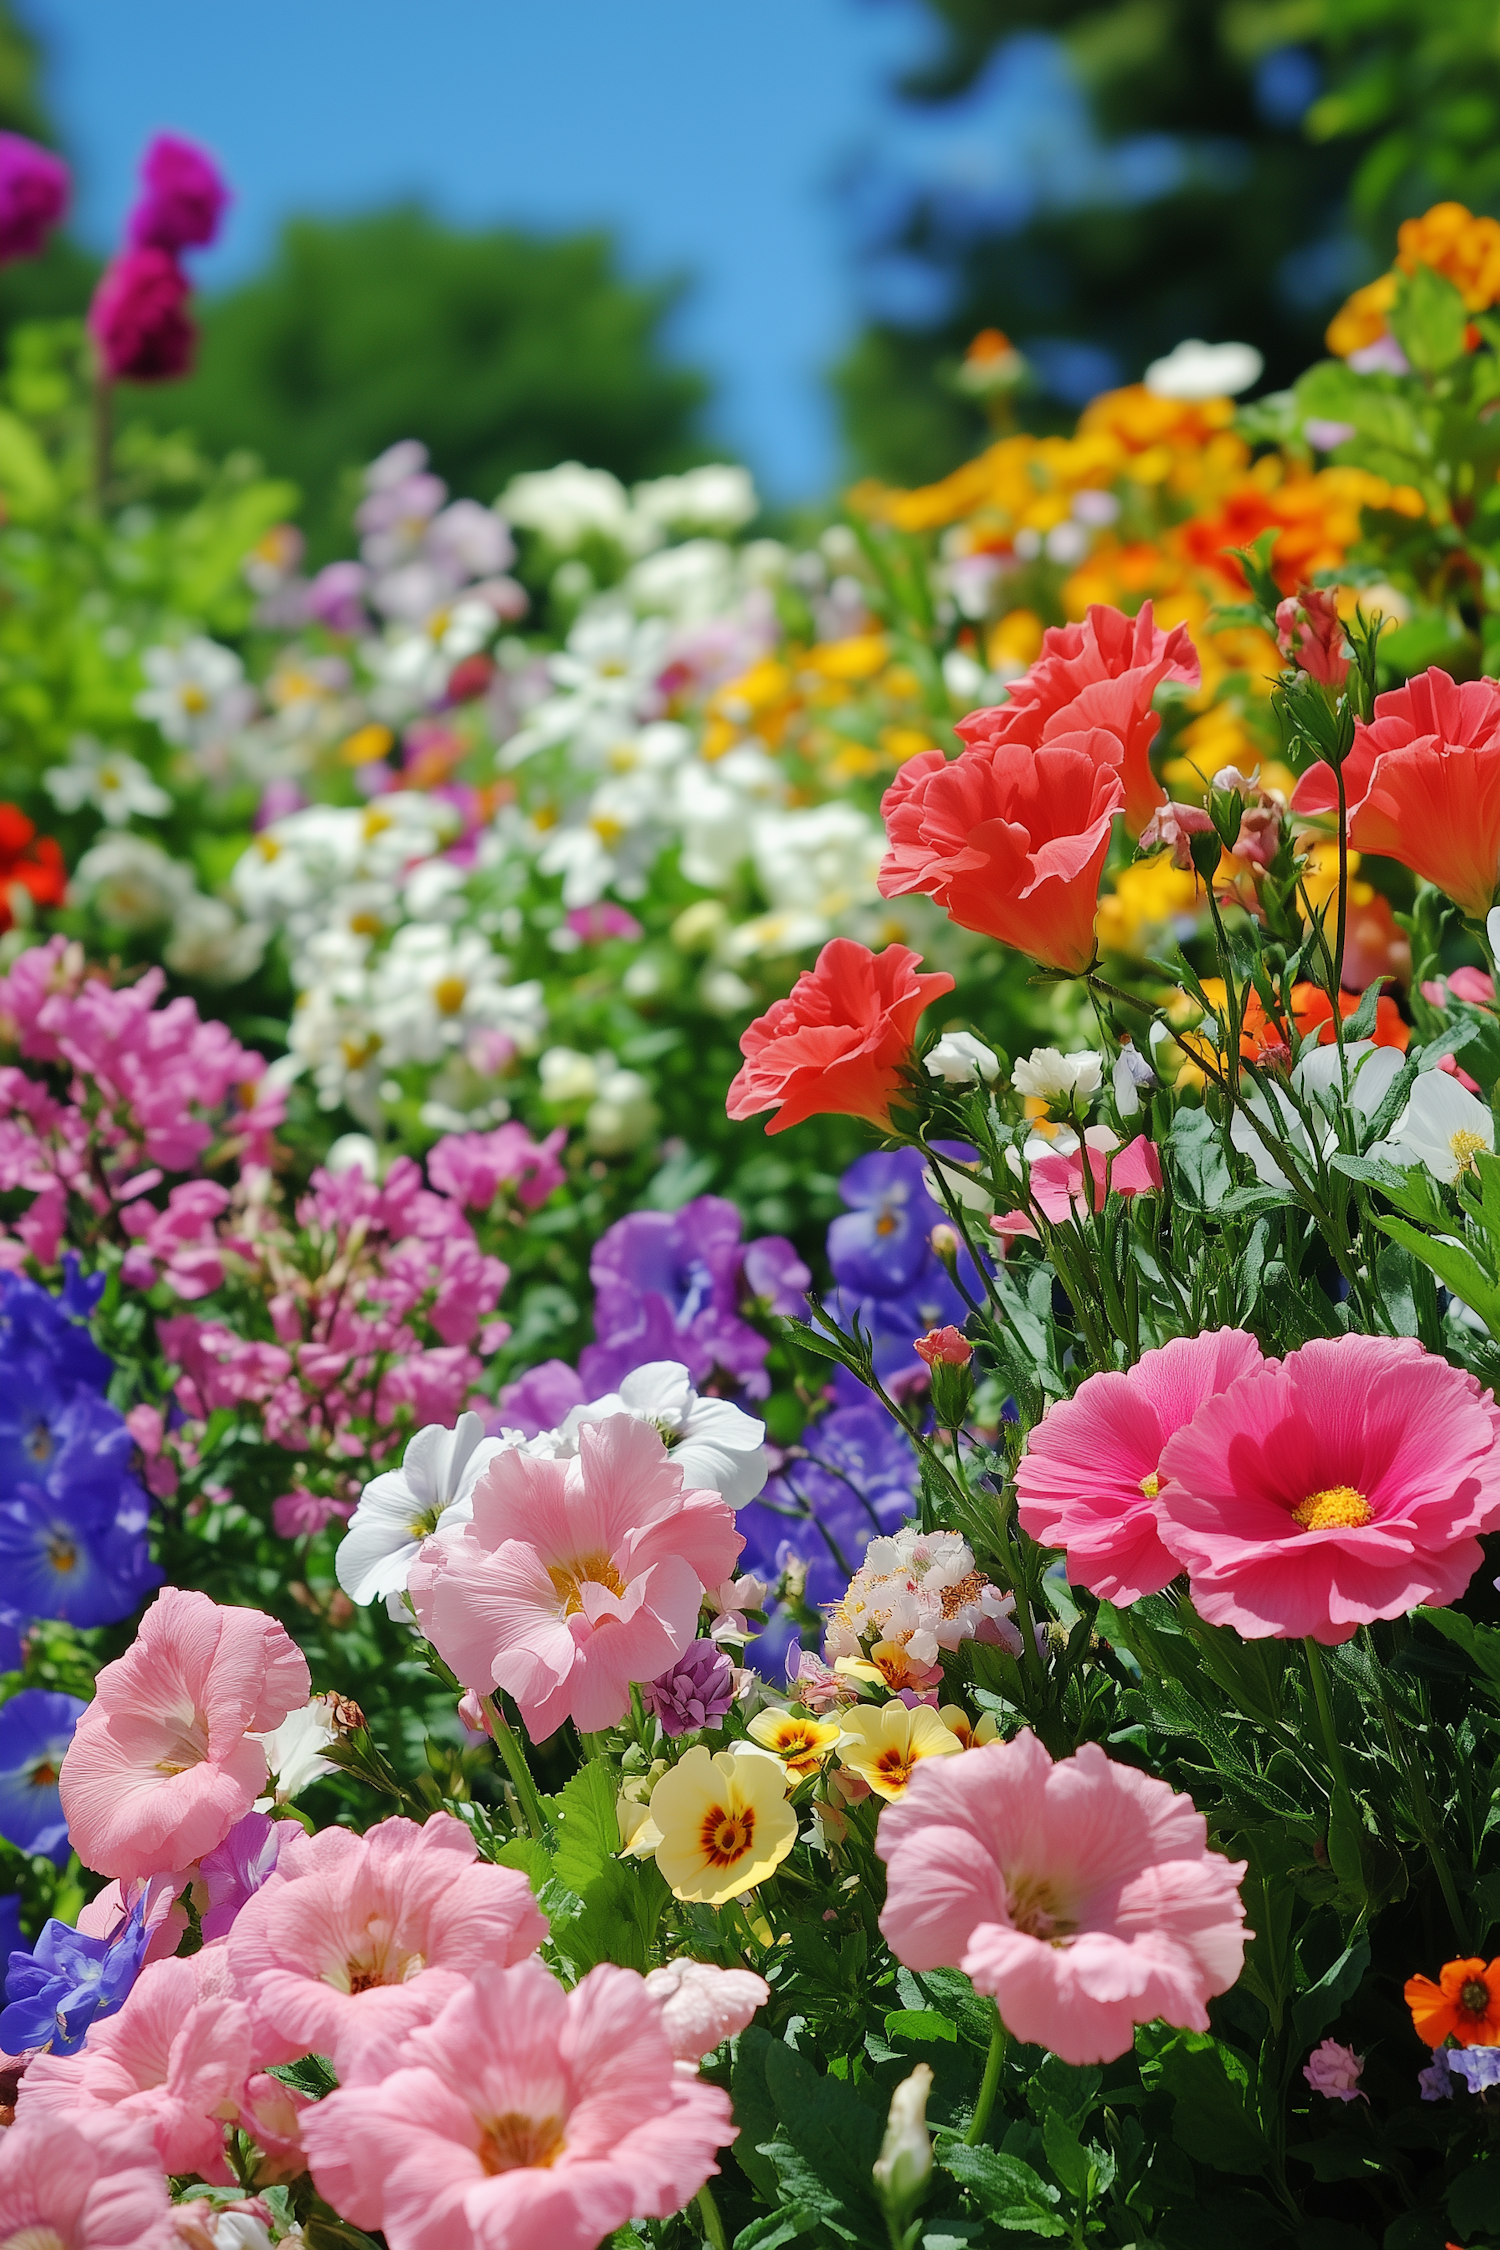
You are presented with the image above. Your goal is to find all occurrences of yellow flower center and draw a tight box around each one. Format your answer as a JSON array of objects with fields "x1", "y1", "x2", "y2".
[
  {"x1": 181, "y1": 684, "x2": 209, "y2": 713},
  {"x1": 1450, "y1": 1128, "x2": 1487, "y2": 1174},
  {"x1": 433, "y1": 974, "x2": 469, "y2": 1015},
  {"x1": 1139, "y1": 1472, "x2": 1159, "y2": 1499},
  {"x1": 700, "y1": 1802, "x2": 756, "y2": 1867},
  {"x1": 1007, "y1": 1871, "x2": 1075, "y2": 1944},
  {"x1": 873, "y1": 1747, "x2": 917, "y2": 1791},
  {"x1": 1292, "y1": 1485, "x2": 1372, "y2": 1532},
  {"x1": 25, "y1": 1419, "x2": 53, "y2": 1462},
  {"x1": 547, "y1": 1552, "x2": 626, "y2": 1617},
  {"x1": 46, "y1": 1534, "x2": 76, "y2": 1574},
  {"x1": 479, "y1": 2110, "x2": 567, "y2": 2175}
]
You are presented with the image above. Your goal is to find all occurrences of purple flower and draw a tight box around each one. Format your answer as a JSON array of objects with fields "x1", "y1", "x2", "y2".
[
  {"x1": 0, "y1": 133, "x2": 68, "y2": 264},
  {"x1": 0, "y1": 1896, "x2": 20, "y2": 1964},
  {"x1": 303, "y1": 559, "x2": 371, "y2": 637},
  {"x1": 0, "y1": 1262, "x2": 111, "y2": 1401},
  {"x1": 127, "y1": 134, "x2": 230, "y2": 253},
  {"x1": 1303, "y1": 2038, "x2": 1365, "y2": 2102},
  {"x1": 582, "y1": 1195, "x2": 771, "y2": 1398},
  {"x1": 0, "y1": 1479, "x2": 162, "y2": 1628},
  {"x1": 0, "y1": 1896, "x2": 149, "y2": 2056},
  {"x1": 827, "y1": 1150, "x2": 945, "y2": 1296},
  {"x1": 198, "y1": 1809, "x2": 292, "y2": 1941},
  {"x1": 645, "y1": 1640, "x2": 736, "y2": 1737},
  {"x1": 0, "y1": 1689, "x2": 86, "y2": 1864},
  {"x1": 1448, "y1": 2047, "x2": 1500, "y2": 2094},
  {"x1": 743, "y1": 1235, "x2": 812, "y2": 1317},
  {"x1": 1418, "y1": 2048, "x2": 1455, "y2": 2100},
  {"x1": 498, "y1": 1358, "x2": 589, "y2": 1440},
  {"x1": 88, "y1": 247, "x2": 195, "y2": 383}
]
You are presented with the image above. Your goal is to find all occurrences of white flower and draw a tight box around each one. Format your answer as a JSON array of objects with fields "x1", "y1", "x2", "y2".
[
  {"x1": 1112, "y1": 1042, "x2": 1157, "y2": 1119},
  {"x1": 1012, "y1": 1047, "x2": 1103, "y2": 1105},
  {"x1": 1369, "y1": 1069, "x2": 1494, "y2": 1183},
  {"x1": 502, "y1": 461, "x2": 644, "y2": 551},
  {"x1": 539, "y1": 1046, "x2": 600, "y2": 1103},
  {"x1": 136, "y1": 636, "x2": 252, "y2": 749},
  {"x1": 1144, "y1": 339, "x2": 1264, "y2": 400},
  {"x1": 874, "y1": 2063, "x2": 935, "y2": 2210},
  {"x1": 925, "y1": 1030, "x2": 999, "y2": 1087},
  {"x1": 923, "y1": 1145, "x2": 995, "y2": 1216},
  {"x1": 255, "y1": 1698, "x2": 339, "y2": 1803},
  {"x1": 369, "y1": 925, "x2": 545, "y2": 1066},
  {"x1": 337, "y1": 1411, "x2": 509, "y2": 1606},
  {"x1": 560, "y1": 1363, "x2": 768, "y2": 1508},
  {"x1": 1232, "y1": 1040, "x2": 1404, "y2": 1185},
  {"x1": 72, "y1": 833, "x2": 192, "y2": 928},
  {"x1": 44, "y1": 737, "x2": 170, "y2": 826},
  {"x1": 751, "y1": 801, "x2": 885, "y2": 928},
  {"x1": 1488, "y1": 907, "x2": 1500, "y2": 963},
  {"x1": 632, "y1": 465, "x2": 758, "y2": 536},
  {"x1": 163, "y1": 893, "x2": 267, "y2": 985},
  {"x1": 585, "y1": 1067, "x2": 659, "y2": 1154},
  {"x1": 325, "y1": 1133, "x2": 381, "y2": 1178}
]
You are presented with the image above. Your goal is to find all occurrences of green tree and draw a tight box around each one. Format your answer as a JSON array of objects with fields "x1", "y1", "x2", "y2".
[
  {"x1": 124, "y1": 206, "x2": 712, "y2": 554},
  {"x1": 838, "y1": 0, "x2": 1500, "y2": 487}
]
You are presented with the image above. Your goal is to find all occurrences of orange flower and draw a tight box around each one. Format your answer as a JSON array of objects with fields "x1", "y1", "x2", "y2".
[
  {"x1": 1235, "y1": 981, "x2": 1410, "y2": 1062},
  {"x1": 1405, "y1": 1956, "x2": 1500, "y2": 2048},
  {"x1": 1350, "y1": 739, "x2": 1500, "y2": 921}
]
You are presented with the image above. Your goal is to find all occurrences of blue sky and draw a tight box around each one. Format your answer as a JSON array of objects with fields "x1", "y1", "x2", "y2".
[{"x1": 19, "y1": 0, "x2": 995, "y2": 498}]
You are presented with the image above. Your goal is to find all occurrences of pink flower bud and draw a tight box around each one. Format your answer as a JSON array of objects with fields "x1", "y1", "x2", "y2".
[
  {"x1": 1275, "y1": 585, "x2": 1350, "y2": 688},
  {"x1": 913, "y1": 1325, "x2": 973, "y2": 1367}
]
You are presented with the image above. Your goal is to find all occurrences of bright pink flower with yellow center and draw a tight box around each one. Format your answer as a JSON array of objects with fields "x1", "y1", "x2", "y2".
[
  {"x1": 301, "y1": 1957, "x2": 736, "y2": 2250},
  {"x1": 225, "y1": 1809, "x2": 547, "y2": 2072},
  {"x1": 58, "y1": 1587, "x2": 310, "y2": 1884},
  {"x1": 409, "y1": 1415, "x2": 743, "y2": 1738},
  {"x1": 877, "y1": 1729, "x2": 1247, "y2": 2065},
  {"x1": 1154, "y1": 1334, "x2": 1500, "y2": 1642}
]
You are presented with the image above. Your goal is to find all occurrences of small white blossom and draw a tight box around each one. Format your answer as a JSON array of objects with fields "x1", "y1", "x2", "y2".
[
  {"x1": 1145, "y1": 339, "x2": 1264, "y2": 400},
  {"x1": 1370, "y1": 1070, "x2": 1494, "y2": 1184},
  {"x1": 925, "y1": 1030, "x2": 1000, "y2": 1087},
  {"x1": 44, "y1": 737, "x2": 170, "y2": 825},
  {"x1": 338, "y1": 1412, "x2": 510, "y2": 1607},
  {"x1": 560, "y1": 1362, "x2": 768, "y2": 1508},
  {"x1": 1011, "y1": 1047, "x2": 1103, "y2": 1105}
]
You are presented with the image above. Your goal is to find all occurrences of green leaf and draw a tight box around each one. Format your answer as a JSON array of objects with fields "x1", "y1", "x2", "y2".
[
  {"x1": 1390, "y1": 263, "x2": 1469, "y2": 375},
  {"x1": 1292, "y1": 1940, "x2": 1371, "y2": 2051},
  {"x1": 549, "y1": 1759, "x2": 621, "y2": 1892},
  {"x1": 265, "y1": 2050, "x2": 338, "y2": 2098},
  {"x1": 937, "y1": 2141, "x2": 1067, "y2": 2236},
  {"x1": 1287, "y1": 2129, "x2": 1390, "y2": 2182},
  {"x1": 1373, "y1": 1217, "x2": 1500, "y2": 1334},
  {"x1": 1415, "y1": 1604, "x2": 1500, "y2": 1691},
  {"x1": 730, "y1": 2026, "x2": 784, "y2": 2206},
  {"x1": 1143, "y1": 2032, "x2": 1270, "y2": 2176},
  {"x1": 885, "y1": 2008, "x2": 958, "y2": 2046},
  {"x1": 0, "y1": 407, "x2": 57, "y2": 520},
  {"x1": 897, "y1": 1967, "x2": 997, "y2": 2051},
  {"x1": 731, "y1": 2207, "x2": 825, "y2": 2250},
  {"x1": 1447, "y1": 2155, "x2": 1500, "y2": 2239},
  {"x1": 1041, "y1": 2109, "x2": 1092, "y2": 2200},
  {"x1": 763, "y1": 2038, "x2": 885, "y2": 2227}
]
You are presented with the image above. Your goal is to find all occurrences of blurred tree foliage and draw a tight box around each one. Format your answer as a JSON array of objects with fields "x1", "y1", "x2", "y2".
[
  {"x1": 123, "y1": 208, "x2": 712, "y2": 557},
  {"x1": 840, "y1": 0, "x2": 1500, "y2": 485}
]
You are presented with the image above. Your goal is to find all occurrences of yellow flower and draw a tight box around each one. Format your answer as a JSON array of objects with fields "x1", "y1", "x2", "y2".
[
  {"x1": 646, "y1": 1745, "x2": 799, "y2": 1906},
  {"x1": 747, "y1": 1709, "x2": 845, "y2": 1779},
  {"x1": 938, "y1": 1705, "x2": 1000, "y2": 1752},
  {"x1": 836, "y1": 1704, "x2": 964, "y2": 1801},
  {"x1": 617, "y1": 1794, "x2": 663, "y2": 1859}
]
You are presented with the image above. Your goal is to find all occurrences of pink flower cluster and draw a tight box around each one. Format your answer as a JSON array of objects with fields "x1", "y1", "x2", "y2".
[
  {"x1": 0, "y1": 937, "x2": 281, "y2": 1273},
  {"x1": 11, "y1": 1584, "x2": 758, "y2": 2246},
  {"x1": 158, "y1": 1151, "x2": 518, "y2": 1480},
  {"x1": 1017, "y1": 1329, "x2": 1500, "y2": 1642}
]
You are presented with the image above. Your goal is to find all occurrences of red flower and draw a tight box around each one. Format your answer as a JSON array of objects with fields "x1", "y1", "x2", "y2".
[
  {"x1": 1275, "y1": 585, "x2": 1349, "y2": 687},
  {"x1": 88, "y1": 247, "x2": 196, "y2": 383},
  {"x1": 0, "y1": 804, "x2": 65, "y2": 931},
  {"x1": 726, "y1": 938, "x2": 954, "y2": 1136},
  {"x1": 956, "y1": 601, "x2": 1199, "y2": 835},
  {"x1": 913, "y1": 1325, "x2": 972, "y2": 1367},
  {"x1": 879, "y1": 734, "x2": 1125, "y2": 974}
]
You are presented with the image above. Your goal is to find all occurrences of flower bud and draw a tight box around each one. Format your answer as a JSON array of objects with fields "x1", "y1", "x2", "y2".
[
  {"x1": 929, "y1": 1223, "x2": 961, "y2": 1266},
  {"x1": 874, "y1": 2061, "x2": 934, "y2": 2219},
  {"x1": 914, "y1": 1327, "x2": 974, "y2": 1429}
]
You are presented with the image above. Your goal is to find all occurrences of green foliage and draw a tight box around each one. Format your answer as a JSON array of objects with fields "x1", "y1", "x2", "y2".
[{"x1": 124, "y1": 207, "x2": 712, "y2": 559}]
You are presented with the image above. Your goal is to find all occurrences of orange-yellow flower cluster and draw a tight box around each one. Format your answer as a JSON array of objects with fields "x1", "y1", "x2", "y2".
[{"x1": 1327, "y1": 200, "x2": 1500, "y2": 357}]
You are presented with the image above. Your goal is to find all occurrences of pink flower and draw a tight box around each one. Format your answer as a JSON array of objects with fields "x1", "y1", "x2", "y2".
[
  {"x1": 913, "y1": 1326, "x2": 973, "y2": 1368},
  {"x1": 225, "y1": 1810, "x2": 547, "y2": 2071},
  {"x1": 76, "y1": 1869, "x2": 190, "y2": 1969},
  {"x1": 59, "y1": 1588, "x2": 311, "y2": 1883},
  {"x1": 1303, "y1": 2037, "x2": 1365, "y2": 2102},
  {"x1": 301, "y1": 1958, "x2": 735, "y2": 2250},
  {"x1": 1015, "y1": 1329, "x2": 1265, "y2": 1604},
  {"x1": 119, "y1": 1180, "x2": 229, "y2": 1298},
  {"x1": 993, "y1": 1134, "x2": 1164, "y2": 1246},
  {"x1": 271, "y1": 1489, "x2": 353, "y2": 1539},
  {"x1": 0, "y1": 2109, "x2": 177, "y2": 2249},
  {"x1": 88, "y1": 246, "x2": 196, "y2": 383},
  {"x1": 1153, "y1": 1334, "x2": 1500, "y2": 1642},
  {"x1": 1139, "y1": 799, "x2": 1215, "y2": 870},
  {"x1": 642, "y1": 1960, "x2": 768, "y2": 2064},
  {"x1": 1275, "y1": 586, "x2": 1350, "y2": 687},
  {"x1": 0, "y1": 133, "x2": 69, "y2": 264},
  {"x1": 876, "y1": 1729, "x2": 1248, "y2": 2065},
  {"x1": 127, "y1": 133, "x2": 229, "y2": 254},
  {"x1": 17, "y1": 1955, "x2": 251, "y2": 2180},
  {"x1": 428, "y1": 1123, "x2": 568, "y2": 1212},
  {"x1": 409, "y1": 1415, "x2": 743, "y2": 1738}
]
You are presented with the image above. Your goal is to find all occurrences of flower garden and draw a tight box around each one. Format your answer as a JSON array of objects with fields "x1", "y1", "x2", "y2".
[{"x1": 11, "y1": 121, "x2": 1500, "y2": 2250}]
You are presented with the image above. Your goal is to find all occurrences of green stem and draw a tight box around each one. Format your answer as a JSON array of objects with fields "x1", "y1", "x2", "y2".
[
  {"x1": 696, "y1": 2182, "x2": 730, "y2": 2250},
  {"x1": 965, "y1": 2003, "x2": 1008, "y2": 2145},
  {"x1": 1302, "y1": 1638, "x2": 1352, "y2": 1807},
  {"x1": 482, "y1": 1693, "x2": 549, "y2": 1840}
]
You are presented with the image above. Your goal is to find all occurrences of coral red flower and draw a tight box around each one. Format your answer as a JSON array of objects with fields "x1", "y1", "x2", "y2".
[
  {"x1": 1406, "y1": 1956, "x2": 1500, "y2": 2048},
  {"x1": 0, "y1": 803, "x2": 66, "y2": 930},
  {"x1": 1293, "y1": 668, "x2": 1500, "y2": 824},
  {"x1": 1016, "y1": 1328, "x2": 1264, "y2": 1604},
  {"x1": 1154, "y1": 1334, "x2": 1500, "y2": 1642},
  {"x1": 957, "y1": 601, "x2": 1199, "y2": 835},
  {"x1": 877, "y1": 1729, "x2": 1247, "y2": 2065},
  {"x1": 913, "y1": 1326, "x2": 972, "y2": 1367},
  {"x1": 726, "y1": 937, "x2": 954, "y2": 1135},
  {"x1": 879, "y1": 736, "x2": 1125, "y2": 973}
]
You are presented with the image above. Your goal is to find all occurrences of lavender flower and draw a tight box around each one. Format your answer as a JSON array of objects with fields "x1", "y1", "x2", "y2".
[
  {"x1": 1303, "y1": 2038, "x2": 1365, "y2": 2102},
  {"x1": 1448, "y1": 2047, "x2": 1500, "y2": 2094},
  {"x1": 581, "y1": 1195, "x2": 775, "y2": 1399},
  {"x1": 198, "y1": 1810, "x2": 293, "y2": 1941},
  {"x1": 645, "y1": 1641, "x2": 736, "y2": 1738},
  {"x1": 1418, "y1": 2048, "x2": 1455, "y2": 2101}
]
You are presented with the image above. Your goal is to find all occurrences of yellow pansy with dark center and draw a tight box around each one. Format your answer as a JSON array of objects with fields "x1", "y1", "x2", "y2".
[
  {"x1": 700, "y1": 1803, "x2": 755, "y2": 1868},
  {"x1": 479, "y1": 2110, "x2": 567, "y2": 2175},
  {"x1": 1292, "y1": 1484, "x2": 1372, "y2": 1532},
  {"x1": 547, "y1": 1552, "x2": 626, "y2": 1617}
]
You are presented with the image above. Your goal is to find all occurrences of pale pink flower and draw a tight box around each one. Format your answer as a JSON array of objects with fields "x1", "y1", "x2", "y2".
[
  {"x1": 225, "y1": 1809, "x2": 547, "y2": 2071},
  {"x1": 1154, "y1": 1333, "x2": 1500, "y2": 1642},
  {"x1": 18, "y1": 1955, "x2": 250, "y2": 2180},
  {"x1": 877, "y1": 1729, "x2": 1247, "y2": 2065},
  {"x1": 301, "y1": 1958, "x2": 735, "y2": 2250},
  {"x1": 1304, "y1": 2037, "x2": 1365, "y2": 2102},
  {"x1": 643, "y1": 1960, "x2": 768, "y2": 2064},
  {"x1": 59, "y1": 1589, "x2": 310, "y2": 1883},
  {"x1": 0, "y1": 2109, "x2": 178, "y2": 2248},
  {"x1": 409, "y1": 1415, "x2": 743, "y2": 1737},
  {"x1": 1015, "y1": 1328, "x2": 1264, "y2": 1604}
]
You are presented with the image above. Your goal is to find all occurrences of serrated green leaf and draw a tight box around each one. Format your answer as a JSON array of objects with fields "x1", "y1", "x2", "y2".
[{"x1": 937, "y1": 2140, "x2": 1067, "y2": 2235}]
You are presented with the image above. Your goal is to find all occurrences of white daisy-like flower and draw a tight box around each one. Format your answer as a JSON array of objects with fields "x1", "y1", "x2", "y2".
[
  {"x1": 337, "y1": 1411, "x2": 509, "y2": 1607},
  {"x1": 44, "y1": 737, "x2": 170, "y2": 826},
  {"x1": 559, "y1": 1361, "x2": 768, "y2": 1509}
]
